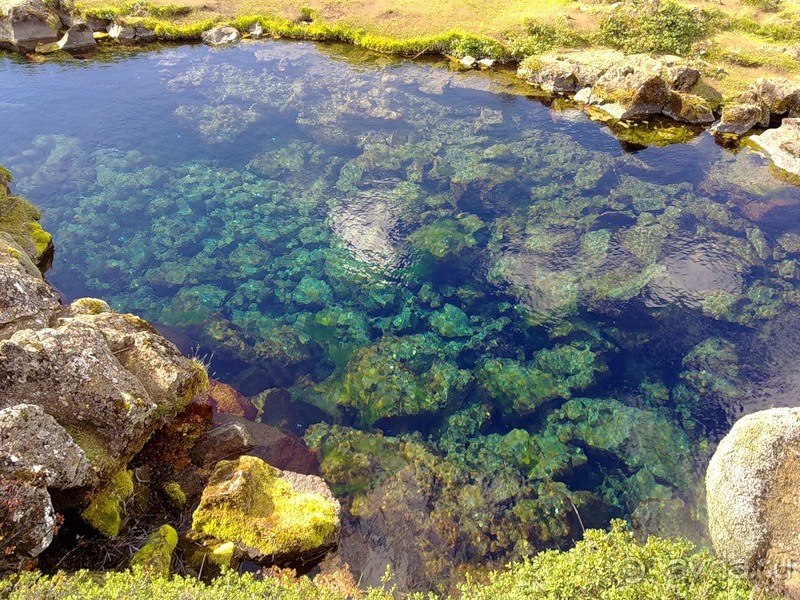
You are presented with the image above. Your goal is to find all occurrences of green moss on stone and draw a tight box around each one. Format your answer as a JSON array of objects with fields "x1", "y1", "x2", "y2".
[
  {"x1": 130, "y1": 525, "x2": 178, "y2": 578},
  {"x1": 191, "y1": 456, "x2": 337, "y2": 559},
  {"x1": 81, "y1": 469, "x2": 135, "y2": 537}
]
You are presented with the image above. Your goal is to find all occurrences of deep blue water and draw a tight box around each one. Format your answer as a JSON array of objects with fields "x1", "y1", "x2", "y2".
[{"x1": 3, "y1": 40, "x2": 800, "y2": 584}]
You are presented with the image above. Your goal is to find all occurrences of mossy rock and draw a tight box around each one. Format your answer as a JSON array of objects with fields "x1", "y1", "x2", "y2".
[
  {"x1": 0, "y1": 171, "x2": 53, "y2": 272},
  {"x1": 81, "y1": 469, "x2": 135, "y2": 537},
  {"x1": 130, "y1": 525, "x2": 178, "y2": 578},
  {"x1": 191, "y1": 456, "x2": 339, "y2": 565}
]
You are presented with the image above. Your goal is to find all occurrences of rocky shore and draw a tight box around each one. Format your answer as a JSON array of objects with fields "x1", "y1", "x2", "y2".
[{"x1": 0, "y1": 168, "x2": 340, "y2": 576}]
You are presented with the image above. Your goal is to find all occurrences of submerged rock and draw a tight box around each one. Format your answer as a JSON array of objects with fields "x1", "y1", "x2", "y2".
[
  {"x1": 749, "y1": 118, "x2": 800, "y2": 179},
  {"x1": 201, "y1": 26, "x2": 240, "y2": 46},
  {"x1": 707, "y1": 408, "x2": 800, "y2": 597},
  {"x1": 191, "y1": 455, "x2": 339, "y2": 566}
]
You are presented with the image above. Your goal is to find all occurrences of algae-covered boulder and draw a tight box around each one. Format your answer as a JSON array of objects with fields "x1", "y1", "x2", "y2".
[
  {"x1": 707, "y1": 408, "x2": 800, "y2": 597},
  {"x1": 191, "y1": 456, "x2": 339, "y2": 566}
]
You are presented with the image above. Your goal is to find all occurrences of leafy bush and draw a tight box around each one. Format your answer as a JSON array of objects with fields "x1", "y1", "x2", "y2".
[
  {"x1": 458, "y1": 520, "x2": 752, "y2": 600},
  {"x1": 599, "y1": 0, "x2": 710, "y2": 54}
]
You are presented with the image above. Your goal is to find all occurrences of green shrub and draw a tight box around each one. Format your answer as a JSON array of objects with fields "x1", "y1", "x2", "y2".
[
  {"x1": 599, "y1": 0, "x2": 710, "y2": 54},
  {"x1": 458, "y1": 520, "x2": 752, "y2": 600}
]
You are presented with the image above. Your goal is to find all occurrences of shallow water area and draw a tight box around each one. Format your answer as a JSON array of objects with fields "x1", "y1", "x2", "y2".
[{"x1": 3, "y1": 40, "x2": 800, "y2": 589}]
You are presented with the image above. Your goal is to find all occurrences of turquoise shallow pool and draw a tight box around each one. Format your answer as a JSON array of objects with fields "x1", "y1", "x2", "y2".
[{"x1": 3, "y1": 39, "x2": 800, "y2": 588}]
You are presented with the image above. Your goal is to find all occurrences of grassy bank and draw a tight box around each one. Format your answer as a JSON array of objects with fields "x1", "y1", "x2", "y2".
[{"x1": 74, "y1": 0, "x2": 800, "y2": 99}]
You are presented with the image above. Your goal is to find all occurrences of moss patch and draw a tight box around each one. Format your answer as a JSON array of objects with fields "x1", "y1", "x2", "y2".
[
  {"x1": 130, "y1": 525, "x2": 178, "y2": 577},
  {"x1": 81, "y1": 469, "x2": 135, "y2": 537}
]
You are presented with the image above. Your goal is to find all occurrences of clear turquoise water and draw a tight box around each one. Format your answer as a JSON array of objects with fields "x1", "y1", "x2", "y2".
[{"x1": 3, "y1": 40, "x2": 800, "y2": 586}]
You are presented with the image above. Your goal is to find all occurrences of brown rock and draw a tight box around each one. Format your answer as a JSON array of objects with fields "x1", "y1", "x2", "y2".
[{"x1": 198, "y1": 379, "x2": 257, "y2": 420}]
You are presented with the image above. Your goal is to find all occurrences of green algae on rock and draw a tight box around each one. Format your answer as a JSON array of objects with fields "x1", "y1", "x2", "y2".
[{"x1": 191, "y1": 456, "x2": 339, "y2": 564}]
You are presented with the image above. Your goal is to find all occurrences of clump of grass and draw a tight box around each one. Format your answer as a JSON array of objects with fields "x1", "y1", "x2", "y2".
[
  {"x1": 599, "y1": 0, "x2": 711, "y2": 54},
  {"x1": 77, "y1": 0, "x2": 191, "y2": 20},
  {"x1": 740, "y1": 0, "x2": 782, "y2": 11},
  {"x1": 506, "y1": 18, "x2": 589, "y2": 57}
]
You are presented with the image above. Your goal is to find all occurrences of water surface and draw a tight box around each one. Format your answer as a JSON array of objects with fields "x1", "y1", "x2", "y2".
[{"x1": 3, "y1": 40, "x2": 800, "y2": 589}]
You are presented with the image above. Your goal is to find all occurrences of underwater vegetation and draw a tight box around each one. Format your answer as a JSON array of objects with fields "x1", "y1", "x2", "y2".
[{"x1": 3, "y1": 41, "x2": 800, "y2": 586}]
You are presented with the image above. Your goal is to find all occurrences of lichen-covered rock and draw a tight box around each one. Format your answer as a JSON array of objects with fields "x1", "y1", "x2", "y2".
[
  {"x1": 130, "y1": 524, "x2": 178, "y2": 577},
  {"x1": 740, "y1": 77, "x2": 800, "y2": 117},
  {"x1": 200, "y1": 26, "x2": 240, "y2": 46},
  {"x1": 749, "y1": 118, "x2": 800, "y2": 179},
  {"x1": 0, "y1": 311, "x2": 206, "y2": 482},
  {"x1": 0, "y1": 403, "x2": 93, "y2": 489},
  {"x1": 191, "y1": 455, "x2": 339, "y2": 565},
  {"x1": 0, "y1": 477, "x2": 56, "y2": 569},
  {"x1": 0, "y1": 234, "x2": 59, "y2": 339},
  {"x1": 0, "y1": 0, "x2": 62, "y2": 52},
  {"x1": 706, "y1": 408, "x2": 800, "y2": 597}
]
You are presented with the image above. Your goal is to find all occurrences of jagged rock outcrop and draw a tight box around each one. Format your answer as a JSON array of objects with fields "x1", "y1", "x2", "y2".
[
  {"x1": 706, "y1": 408, "x2": 800, "y2": 598},
  {"x1": 518, "y1": 51, "x2": 712, "y2": 124},
  {"x1": 190, "y1": 455, "x2": 339, "y2": 567},
  {"x1": 750, "y1": 118, "x2": 800, "y2": 179},
  {"x1": 711, "y1": 78, "x2": 800, "y2": 137}
]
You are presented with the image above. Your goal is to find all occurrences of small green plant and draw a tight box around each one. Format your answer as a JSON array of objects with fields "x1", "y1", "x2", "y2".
[{"x1": 599, "y1": 0, "x2": 710, "y2": 54}]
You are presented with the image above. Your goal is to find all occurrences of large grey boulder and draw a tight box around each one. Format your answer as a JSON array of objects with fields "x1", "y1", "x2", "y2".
[
  {"x1": 749, "y1": 118, "x2": 800, "y2": 179},
  {"x1": 707, "y1": 407, "x2": 800, "y2": 597},
  {"x1": 201, "y1": 25, "x2": 240, "y2": 46},
  {"x1": 0, "y1": 403, "x2": 93, "y2": 488},
  {"x1": 57, "y1": 21, "x2": 95, "y2": 52},
  {"x1": 0, "y1": 0, "x2": 62, "y2": 52}
]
